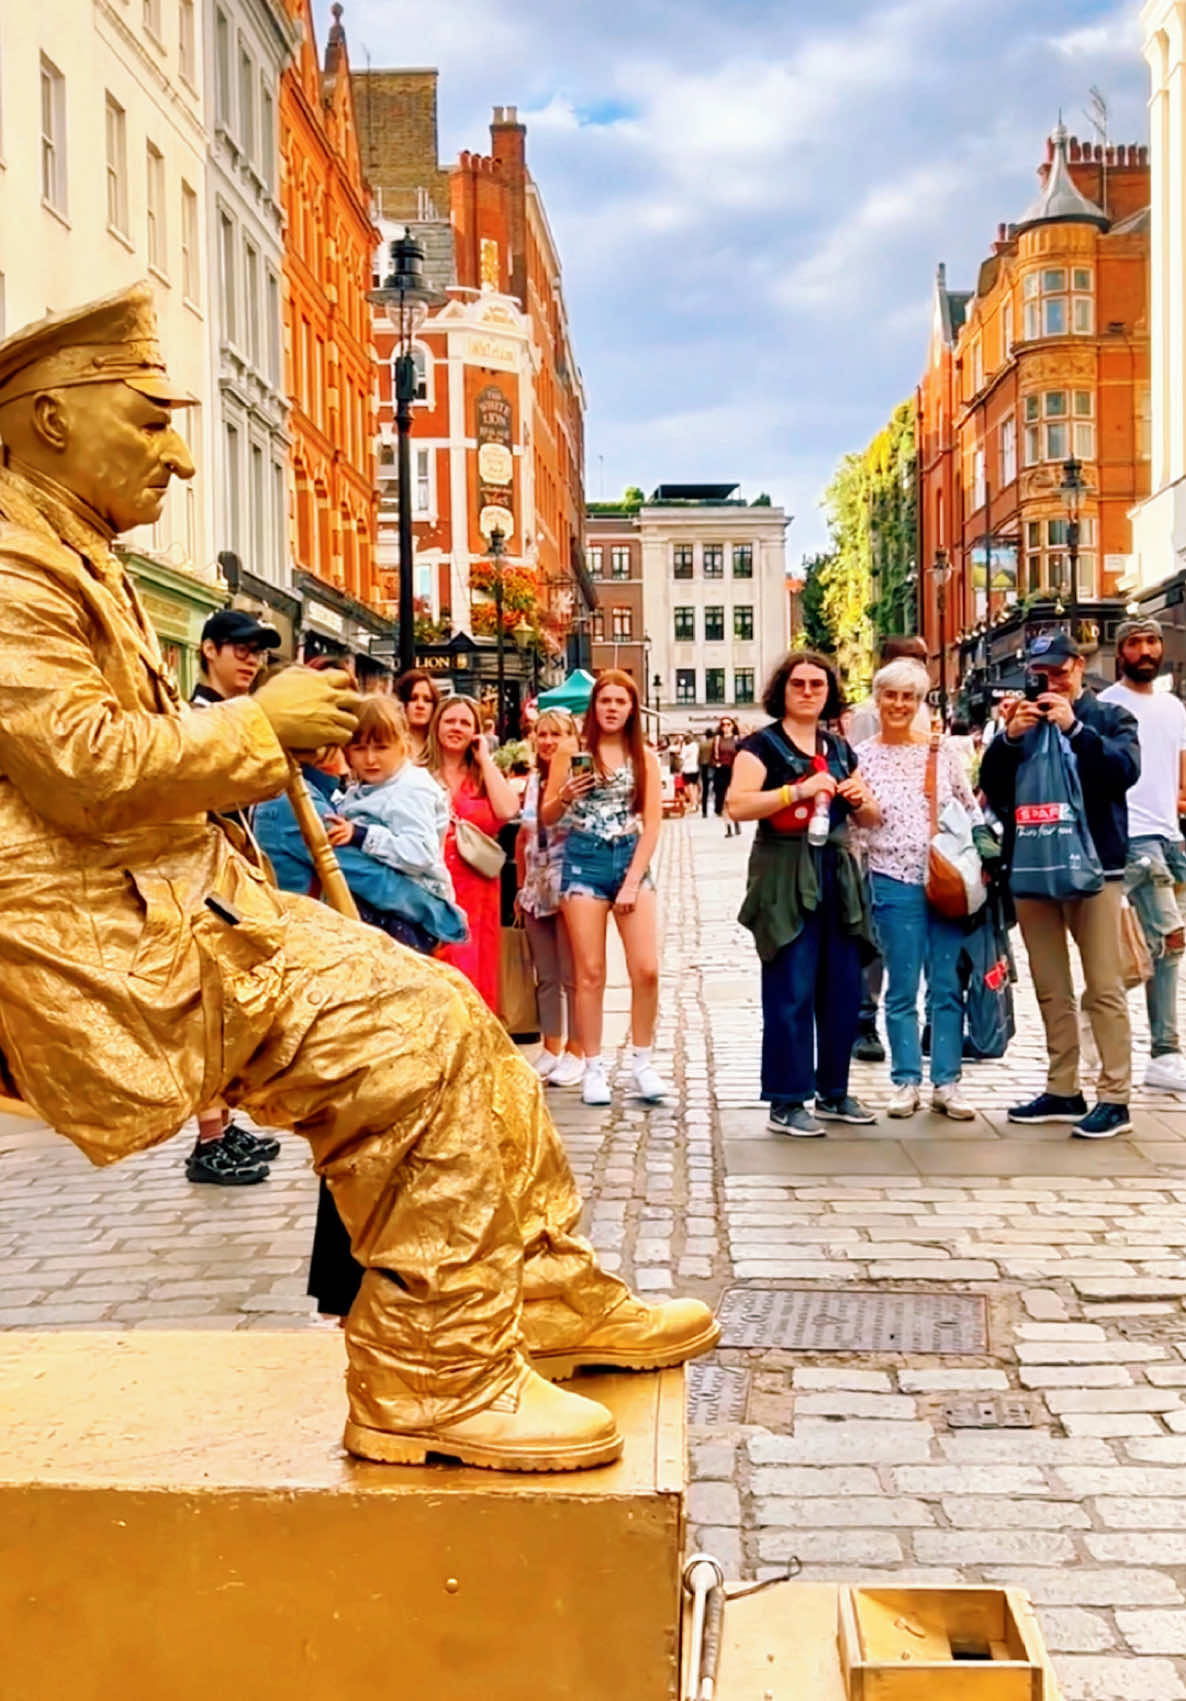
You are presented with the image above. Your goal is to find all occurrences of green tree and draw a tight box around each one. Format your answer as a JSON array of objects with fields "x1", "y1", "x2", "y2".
[
  {"x1": 798, "y1": 553, "x2": 834, "y2": 653},
  {"x1": 751, "y1": 492, "x2": 773, "y2": 506}
]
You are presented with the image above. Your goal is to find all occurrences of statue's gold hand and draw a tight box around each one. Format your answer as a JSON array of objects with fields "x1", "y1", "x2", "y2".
[{"x1": 255, "y1": 666, "x2": 361, "y2": 751}]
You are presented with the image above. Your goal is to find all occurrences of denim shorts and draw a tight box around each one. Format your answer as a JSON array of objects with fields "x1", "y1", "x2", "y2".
[{"x1": 561, "y1": 828, "x2": 652, "y2": 902}]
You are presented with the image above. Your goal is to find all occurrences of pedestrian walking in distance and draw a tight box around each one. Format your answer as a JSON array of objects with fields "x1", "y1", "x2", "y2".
[
  {"x1": 856, "y1": 658, "x2": 981, "y2": 1122},
  {"x1": 1100, "y1": 616, "x2": 1186, "y2": 1095},
  {"x1": 980, "y1": 632, "x2": 1140, "y2": 1140},
  {"x1": 729, "y1": 651, "x2": 880, "y2": 1137},
  {"x1": 714, "y1": 717, "x2": 742, "y2": 834},
  {"x1": 697, "y1": 725, "x2": 717, "y2": 818}
]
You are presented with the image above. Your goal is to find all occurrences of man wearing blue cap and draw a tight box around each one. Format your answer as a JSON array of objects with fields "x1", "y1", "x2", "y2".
[{"x1": 980, "y1": 631, "x2": 1140, "y2": 1139}]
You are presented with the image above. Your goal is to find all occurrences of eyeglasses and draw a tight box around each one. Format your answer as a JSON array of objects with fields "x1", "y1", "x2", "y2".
[
  {"x1": 228, "y1": 644, "x2": 266, "y2": 662},
  {"x1": 789, "y1": 678, "x2": 828, "y2": 692}
]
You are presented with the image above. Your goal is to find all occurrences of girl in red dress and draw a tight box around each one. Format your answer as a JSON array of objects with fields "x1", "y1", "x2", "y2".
[{"x1": 423, "y1": 694, "x2": 519, "y2": 1012}]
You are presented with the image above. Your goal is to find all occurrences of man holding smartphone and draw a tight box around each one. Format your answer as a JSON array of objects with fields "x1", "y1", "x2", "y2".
[{"x1": 980, "y1": 632, "x2": 1140, "y2": 1139}]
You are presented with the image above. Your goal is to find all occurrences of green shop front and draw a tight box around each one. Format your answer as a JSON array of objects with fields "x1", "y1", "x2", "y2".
[{"x1": 120, "y1": 551, "x2": 227, "y2": 699}]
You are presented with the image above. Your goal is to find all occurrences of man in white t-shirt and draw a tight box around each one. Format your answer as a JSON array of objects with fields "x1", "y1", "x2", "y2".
[{"x1": 1100, "y1": 616, "x2": 1186, "y2": 1093}]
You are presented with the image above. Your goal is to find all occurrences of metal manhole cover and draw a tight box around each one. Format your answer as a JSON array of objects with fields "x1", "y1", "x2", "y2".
[
  {"x1": 718, "y1": 1288, "x2": 988, "y2": 1354},
  {"x1": 688, "y1": 1363, "x2": 750, "y2": 1425},
  {"x1": 944, "y1": 1396, "x2": 1035, "y2": 1430}
]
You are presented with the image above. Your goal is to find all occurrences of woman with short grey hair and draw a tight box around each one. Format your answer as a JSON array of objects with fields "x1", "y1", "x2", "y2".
[{"x1": 858, "y1": 658, "x2": 983, "y2": 1120}]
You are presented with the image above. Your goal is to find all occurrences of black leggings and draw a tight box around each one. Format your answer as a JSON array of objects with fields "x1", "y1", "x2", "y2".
[{"x1": 713, "y1": 765, "x2": 732, "y2": 816}]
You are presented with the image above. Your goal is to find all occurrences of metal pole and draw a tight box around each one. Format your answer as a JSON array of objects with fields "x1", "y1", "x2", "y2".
[
  {"x1": 495, "y1": 567, "x2": 505, "y2": 740},
  {"x1": 395, "y1": 345, "x2": 416, "y2": 676},
  {"x1": 938, "y1": 577, "x2": 948, "y2": 725},
  {"x1": 1068, "y1": 516, "x2": 1080, "y2": 638}
]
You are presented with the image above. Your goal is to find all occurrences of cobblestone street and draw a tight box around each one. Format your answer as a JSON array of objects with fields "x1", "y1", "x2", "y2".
[{"x1": 7, "y1": 814, "x2": 1186, "y2": 1699}]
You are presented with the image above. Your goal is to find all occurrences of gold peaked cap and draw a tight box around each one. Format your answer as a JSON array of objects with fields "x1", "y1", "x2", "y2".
[{"x1": 0, "y1": 281, "x2": 193, "y2": 410}]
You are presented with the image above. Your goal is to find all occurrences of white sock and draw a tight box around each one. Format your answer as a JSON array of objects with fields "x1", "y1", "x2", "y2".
[
  {"x1": 632, "y1": 1046, "x2": 653, "y2": 1070},
  {"x1": 584, "y1": 1054, "x2": 603, "y2": 1073}
]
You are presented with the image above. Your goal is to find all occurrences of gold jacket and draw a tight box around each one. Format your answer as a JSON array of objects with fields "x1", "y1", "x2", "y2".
[{"x1": 0, "y1": 463, "x2": 292, "y2": 1162}]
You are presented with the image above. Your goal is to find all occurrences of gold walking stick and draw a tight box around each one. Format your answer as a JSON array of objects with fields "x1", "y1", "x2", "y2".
[{"x1": 286, "y1": 757, "x2": 361, "y2": 921}]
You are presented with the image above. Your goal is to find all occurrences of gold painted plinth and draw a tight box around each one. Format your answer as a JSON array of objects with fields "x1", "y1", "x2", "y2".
[{"x1": 1, "y1": 1332, "x2": 685, "y2": 1701}]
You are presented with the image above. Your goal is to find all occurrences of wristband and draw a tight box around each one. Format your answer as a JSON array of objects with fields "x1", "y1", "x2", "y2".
[{"x1": 780, "y1": 784, "x2": 792, "y2": 807}]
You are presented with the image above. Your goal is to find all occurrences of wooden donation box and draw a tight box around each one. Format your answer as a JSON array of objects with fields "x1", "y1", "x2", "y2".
[{"x1": 0, "y1": 1333, "x2": 686, "y2": 1701}]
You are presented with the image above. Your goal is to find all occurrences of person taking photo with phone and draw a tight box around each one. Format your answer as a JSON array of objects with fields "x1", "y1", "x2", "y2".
[
  {"x1": 980, "y1": 631, "x2": 1140, "y2": 1139},
  {"x1": 543, "y1": 671, "x2": 664, "y2": 1107}
]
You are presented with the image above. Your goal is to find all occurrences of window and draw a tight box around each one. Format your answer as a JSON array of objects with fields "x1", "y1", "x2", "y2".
[
  {"x1": 105, "y1": 95, "x2": 127, "y2": 236},
  {"x1": 1001, "y1": 414, "x2": 1017, "y2": 486},
  {"x1": 244, "y1": 240, "x2": 260, "y2": 365},
  {"x1": 588, "y1": 546, "x2": 603, "y2": 578},
  {"x1": 260, "y1": 83, "x2": 274, "y2": 189},
  {"x1": 179, "y1": 0, "x2": 196, "y2": 83},
  {"x1": 181, "y1": 181, "x2": 200, "y2": 302},
  {"x1": 251, "y1": 442, "x2": 265, "y2": 566},
  {"x1": 676, "y1": 669, "x2": 696, "y2": 705},
  {"x1": 733, "y1": 543, "x2": 753, "y2": 578},
  {"x1": 143, "y1": 0, "x2": 163, "y2": 40},
  {"x1": 592, "y1": 610, "x2": 605, "y2": 640},
  {"x1": 215, "y1": 10, "x2": 231, "y2": 127},
  {"x1": 734, "y1": 605, "x2": 754, "y2": 641},
  {"x1": 972, "y1": 445, "x2": 986, "y2": 511},
  {"x1": 705, "y1": 606, "x2": 725, "y2": 642},
  {"x1": 219, "y1": 210, "x2": 236, "y2": 341},
  {"x1": 224, "y1": 422, "x2": 240, "y2": 551},
  {"x1": 265, "y1": 269, "x2": 280, "y2": 384},
  {"x1": 1074, "y1": 420, "x2": 1095, "y2": 459},
  {"x1": 673, "y1": 544, "x2": 693, "y2": 579},
  {"x1": 703, "y1": 544, "x2": 724, "y2": 578},
  {"x1": 410, "y1": 345, "x2": 428, "y2": 401},
  {"x1": 146, "y1": 142, "x2": 165, "y2": 273},
  {"x1": 611, "y1": 546, "x2": 630, "y2": 579},
  {"x1": 611, "y1": 606, "x2": 632, "y2": 639},
  {"x1": 1022, "y1": 266, "x2": 1092, "y2": 340},
  {"x1": 971, "y1": 339, "x2": 983, "y2": 395},
  {"x1": 415, "y1": 448, "x2": 431, "y2": 514},
  {"x1": 734, "y1": 668, "x2": 755, "y2": 704},
  {"x1": 673, "y1": 607, "x2": 695, "y2": 641},
  {"x1": 1024, "y1": 516, "x2": 1097, "y2": 593},
  {"x1": 1002, "y1": 297, "x2": 1014, "y2": 360},
  {"x1": 705, "y1": 668, "x2": 726, "y2": 704},
  {"x1": 238, "y1": 47, "x2": 255, "y2": 160},
  {"x1": 1022, "y1": 390, "x2": 1093, "y2": 463}
]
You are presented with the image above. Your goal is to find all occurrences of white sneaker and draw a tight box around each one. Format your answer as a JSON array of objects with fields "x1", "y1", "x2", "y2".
[
  {"x1": 932, "y1": 1084, "x2": 975, "y2": 1121},
  {"x1": 533, "y1": 1049, "x2": 559, "y2": 1080},
  {"x1": 547, "y1": 1052, "x2": 585, "y2": 1089},
  {"x1": 1144, "y1": 1054, "x2": 1186, "y2": 1095},
  {"x1": 581, "y1": 1063, "x2": 612, "y2": 1106},
  {"x1": 631, "y1": 1062, "x2": 668, "y2": 1103},
  {"x1": 887, "y1": 1083, "x2": 920, "y2": 1118}
]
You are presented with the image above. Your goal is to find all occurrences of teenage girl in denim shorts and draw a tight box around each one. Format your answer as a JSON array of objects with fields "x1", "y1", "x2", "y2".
[{"x1": 542, "y1": 670, "x2": 664, "y2": 1107}]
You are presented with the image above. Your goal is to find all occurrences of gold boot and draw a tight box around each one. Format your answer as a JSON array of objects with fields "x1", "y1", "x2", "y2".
[
  {"x1": 343, "y1": 1356, "x2": 624, "y2": 1471},
  {"x1": 528, "y1": 1295, "x2": 721, "y2": 1383}
]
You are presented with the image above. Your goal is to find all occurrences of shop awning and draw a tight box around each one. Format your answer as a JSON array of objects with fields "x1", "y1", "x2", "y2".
[{"x1": 537, "y1": 668, "x2": 596, "y2": 712}]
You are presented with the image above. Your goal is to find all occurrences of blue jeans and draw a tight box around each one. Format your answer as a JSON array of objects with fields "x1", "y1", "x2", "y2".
[
  {"x1": 870, "y1": 873, "x2": 964, "y2": 1088},
  {"x1": 760, "y1": 854, "x2": 863, "y2": 1104},
  {"x1": 1126, "y1": 835, "x2": 1186, "y2": 1056}
]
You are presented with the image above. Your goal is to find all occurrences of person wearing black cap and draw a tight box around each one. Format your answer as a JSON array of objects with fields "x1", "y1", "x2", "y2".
[
  {"x1": 186, "y1": 607, "x2": 283, "y2": 1184},
  {"x1": 980, "y1": 631, "x2": 1140, "y2": 1139}
]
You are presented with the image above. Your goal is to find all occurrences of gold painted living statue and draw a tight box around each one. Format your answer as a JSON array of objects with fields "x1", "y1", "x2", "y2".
[{"x1": 0, "y1": 284, "x2": 719, "y2": 1471}]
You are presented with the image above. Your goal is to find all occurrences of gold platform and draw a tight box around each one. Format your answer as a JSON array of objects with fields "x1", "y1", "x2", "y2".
[{"x1": 1, "y1": 1332, "x2": 685, "y2": 1701}]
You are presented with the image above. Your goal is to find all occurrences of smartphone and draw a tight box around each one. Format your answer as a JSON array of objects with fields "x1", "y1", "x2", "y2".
[
  {"x1": 571, "y1": 753, "x2": 594, "y2": 777},
  {"x1": 1024, "y1": 671, "x2": 1048, "y2": 702}
]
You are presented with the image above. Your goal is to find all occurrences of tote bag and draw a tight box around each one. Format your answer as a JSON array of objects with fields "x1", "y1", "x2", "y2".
[
  {"x1": 499, "y1": 920, "x2": 539, "y2": 1036},
  {"x1": 1009, "y1": 720, "x2": 1104, "y2": 902}
]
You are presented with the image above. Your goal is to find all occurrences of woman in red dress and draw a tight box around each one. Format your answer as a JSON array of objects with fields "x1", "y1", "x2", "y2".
[{"x1": 423, "y1": 694, "x2": 520, "y2": 1011}]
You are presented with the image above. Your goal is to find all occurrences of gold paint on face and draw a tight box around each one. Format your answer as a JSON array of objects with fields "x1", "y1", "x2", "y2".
[{"x1": 46, "y1": 382, "x2": 194, "y2": 532}]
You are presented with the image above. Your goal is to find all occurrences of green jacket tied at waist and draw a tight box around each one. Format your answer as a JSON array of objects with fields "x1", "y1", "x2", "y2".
[{"x1": 738, "y1": 830, "x2": 875, "y2": 965}]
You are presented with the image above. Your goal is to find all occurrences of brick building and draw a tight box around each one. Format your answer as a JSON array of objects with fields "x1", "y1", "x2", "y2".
[
  {"x1": 918, "y1": 123, "x2": 1150, "y2": 707},
  {"x1": 586, "y1": 513, "x2": 648, "y2": 694},
  {"x1": 279, "y1": 0, "x2": 383, "y2": 661},
  {"x1": 353, "y1": 69, "x2": 592, "y2": 697}
]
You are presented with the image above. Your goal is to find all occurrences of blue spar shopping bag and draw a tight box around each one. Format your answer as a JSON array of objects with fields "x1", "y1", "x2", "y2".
[{"x1": 1009, "y1": 718, "x2": 1104, "y2": 902}]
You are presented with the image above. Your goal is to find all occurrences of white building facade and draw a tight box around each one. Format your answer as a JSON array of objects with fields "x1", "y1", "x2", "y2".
[
  {"x1": 1132, "y1": 0, "x2": 1186, "y2": 587},
  {"x1": 204, "y1": 0, "x2": 297, "y2": 596},
  {"x1": 642, "y1": 486, "x2": 789, "y2": 727}
]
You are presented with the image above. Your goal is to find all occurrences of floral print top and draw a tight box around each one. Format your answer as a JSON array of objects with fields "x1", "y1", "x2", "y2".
[
  {"x1": 518, "y1": 771, "x2": 568, "y2": 917},
  {"x1": 858, "y1": 738, "x2": 983, "y2": 885},
  {"x1": 566, "y1": 760, "x2": 640, "y2": 842}
]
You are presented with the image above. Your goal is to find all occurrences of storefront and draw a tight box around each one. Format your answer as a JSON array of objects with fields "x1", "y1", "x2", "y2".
[
  {"x1": 293, "y1": 570, "x2": 396, "y2": 687},
  {"x1": 120, "y1": 551, "x2": 227, "y2": 699},
  {"x1": 218, "y1": 552, "x2": 301, "y2": 662}
]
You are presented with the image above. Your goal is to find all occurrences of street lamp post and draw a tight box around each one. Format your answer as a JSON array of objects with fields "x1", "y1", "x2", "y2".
[
  {"x1": 368, "y1": 230, "x2": 443, "y2": 675},
  {"x1": 512, "y1": 614, "x2": 534, "y2": 724},
  {"x1": 930, "y1": 547, "x2": 952, "y2": 725},
  {"x1": 643, "y1": 632, "x2": 652, "y2": 707},
  {"x1": 1059, "y1": 456, "x2": 1084, "y2": 639},
  {"x1": 489, "y1": 526, "x2": 507, "y2": 739}
]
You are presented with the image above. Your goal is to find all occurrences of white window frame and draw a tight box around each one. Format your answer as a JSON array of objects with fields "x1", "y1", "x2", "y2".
[
  {"x1": 181, "y1": 180, "x2": 200, "y2": 305},
  {"x1": 237, "y1": 43, "x2": 255, "y2": 162},
  {"x1": 259, "y1": 80, "x2": 274, "y2": 190},
  {"x1": 1001, "y1": 414, "x2": 1017, "y2": 485},
  {"x1": 178, "y1": 0, "x2": 196, "y2": 86},
  {"x1": 104, "y1": 94, "x2": 128, "y2": 238},
  {"x1": 972, "y1": 445, "x2": 986, "y2": 510},
  {"x1": 675, "y1": 668, "x2": 696, "y2": 705},
  {"x1": 243, "y1": 237, "x2": 260, "y2": 367},
  {"x1": 611, "y1": 605, "x2": 632, "y2": 640},
  {"x1": 610, "y1": 546, "x2": 630, "y2": 579},
  {"x1": 146, "y1": 141, "x2": 166, "y2": 276},
  {"x1": 142, "y1": 0, "x2": 164, "y2": 45},
  {"x1": 414, "y1": 446, "x2": 434, "y2": 516},
  {"x1": 265, "y1": 267, "x2": 281, "y2": 385},
  {"x1": 214, "y1": 10, "x2": 232, "y2": 130},
  {"x1": 218, "y1": 207, "x2": 237, "y2": 344}
]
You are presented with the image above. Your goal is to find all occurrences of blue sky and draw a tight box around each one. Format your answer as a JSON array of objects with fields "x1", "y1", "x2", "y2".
[{"x1": 330, "y1": 0, "x2": 1148, "y2": 559}]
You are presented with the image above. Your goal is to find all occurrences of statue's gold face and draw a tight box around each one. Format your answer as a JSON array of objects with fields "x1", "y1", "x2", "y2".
[{"x1": 56, "y1": 382, "x2": 195, "y2": 533}]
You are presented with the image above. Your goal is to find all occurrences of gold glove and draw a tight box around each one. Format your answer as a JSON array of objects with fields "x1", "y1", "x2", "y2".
[{"x1": 254, "y1": 666, "x2": 360, "y2": 751}]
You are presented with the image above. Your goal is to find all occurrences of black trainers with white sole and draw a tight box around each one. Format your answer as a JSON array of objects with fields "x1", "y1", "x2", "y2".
[
  {"x1": 1007, "y1": 1091, "x2": 1088, "y2": 1125},
  {"x1": 1072, "y1": 1102, "x2": 1133, "y2": 1140}
]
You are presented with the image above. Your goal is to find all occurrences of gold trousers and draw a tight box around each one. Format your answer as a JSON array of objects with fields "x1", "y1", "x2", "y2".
[{"x1": 228, "y1": 900, "x2": 628, "y2": 1432}]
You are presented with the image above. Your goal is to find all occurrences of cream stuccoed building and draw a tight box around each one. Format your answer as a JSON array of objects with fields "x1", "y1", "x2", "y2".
[
  {"x1": 1132, "y1": 0, "x2": 1186, "y2": 591},
  {"x1": 643, "y1": 484, "x2": 790, "y2": 729},
  {"x1": 0, "y1": 0, "x2": 222, "y2": 690}
]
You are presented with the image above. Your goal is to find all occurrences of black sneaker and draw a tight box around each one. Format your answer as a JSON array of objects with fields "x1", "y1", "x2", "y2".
[
  {"x1": 852, "y1": 1027, "x2": 886, "y2": 1063},
  {"x1": 815, "y1": 1095, "x2": 877, "y2": 1125},
  {"x1": 767, "y1": 1102, "x2": 825, "y2": 1138},
  {"x1": 222, "y1": 1121, "x2": 281, "y2": 1163},
  {"x1": 186, "y1": 1138, "x2": 269, "y2": 1186},
  {"x1": 1007, "y1": 1091, "x2": 1088, "y2": 1125},
  {"x1": 1072, "y1": 1102, "x2": 1134, "y2": 1140}
]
